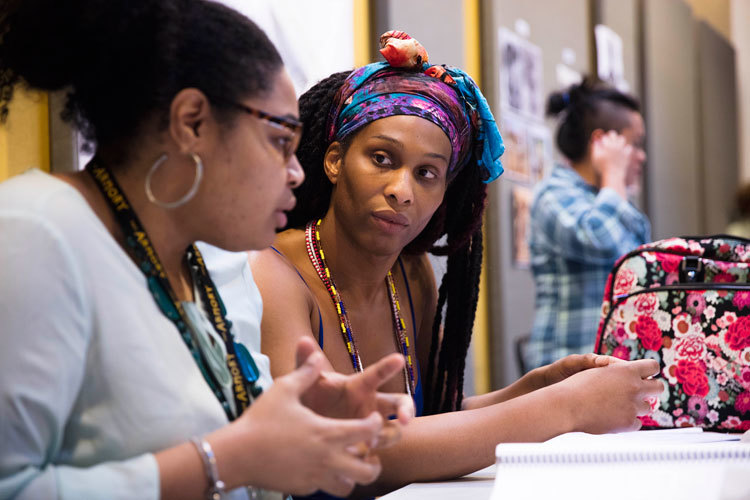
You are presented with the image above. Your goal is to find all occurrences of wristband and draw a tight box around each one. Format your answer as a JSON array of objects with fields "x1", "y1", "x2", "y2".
[{"x1": 191, "y1": 437, "x2": 226, "y2": 500}]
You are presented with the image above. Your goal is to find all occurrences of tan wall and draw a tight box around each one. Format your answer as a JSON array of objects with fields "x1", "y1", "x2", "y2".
[
  {"x1": 731, "y1": 0, "x2": 750, "y2": 181},
  {"x1": 680, "y1": 0, "x2": 750, "y2": 186}
]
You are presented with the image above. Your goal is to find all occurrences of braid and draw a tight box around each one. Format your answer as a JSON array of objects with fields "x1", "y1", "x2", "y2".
[
  {"x1": 286, "y1": 70, "x2": 352, "y2": 229},
  {"x1": 422, "y1": 158, "x2": 487, "y2": 415},
  {"x1": 424, "y1": 275, "x2": 449, "y2": 413},
  {"x1": 292, "y1": 71, "x2": 488, "y2": 416},
  {"x1": 454, "y1": 228, "x2": 483, "y2": 410}
]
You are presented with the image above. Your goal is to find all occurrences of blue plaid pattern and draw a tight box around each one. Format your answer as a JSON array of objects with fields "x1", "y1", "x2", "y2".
[{"x1": 525, "y1": 166, "x2": 651, "y2": 370}]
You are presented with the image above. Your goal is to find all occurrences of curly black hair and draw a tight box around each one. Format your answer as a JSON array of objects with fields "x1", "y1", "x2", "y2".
[
  {"x1": 547, "y1": 76, "x2": 640, "y2": 162},
  {"x1": 289, "y1": 70, "x2": 487, "y2": 414},
  {"x1": 0, "y1": 0, "x2": 283, "y2": 164}
]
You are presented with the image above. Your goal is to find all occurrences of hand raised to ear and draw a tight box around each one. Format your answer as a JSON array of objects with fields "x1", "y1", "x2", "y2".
[{"x1": 591, "y1": 130, "x2": 632, "y2": 198}]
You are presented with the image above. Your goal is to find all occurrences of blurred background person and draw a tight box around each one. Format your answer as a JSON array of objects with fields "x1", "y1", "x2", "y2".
[{"x1": 525, "y1": 78, "x2": 650, "y2": 370}]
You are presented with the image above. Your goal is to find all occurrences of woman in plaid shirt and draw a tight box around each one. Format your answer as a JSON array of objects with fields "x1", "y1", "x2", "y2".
[{"x1": 527, "y1": 78, "x2": 650, "y2": 371}]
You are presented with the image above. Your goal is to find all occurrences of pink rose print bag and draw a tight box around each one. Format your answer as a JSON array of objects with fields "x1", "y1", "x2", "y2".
[{"x1": 594, "y1": 236, "x2": 750, "y2": 432}]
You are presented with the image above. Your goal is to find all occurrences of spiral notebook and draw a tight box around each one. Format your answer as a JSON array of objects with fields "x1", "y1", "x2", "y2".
[{"x1": 490, "y1": 429, "x2": 750, "y2": 500}]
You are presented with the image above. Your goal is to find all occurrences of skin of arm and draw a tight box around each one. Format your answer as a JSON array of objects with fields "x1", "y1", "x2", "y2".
[
  {"x1": 407, "y1": 254, "x2": 617, "y2": 412},
  {"x1": 253, "y1": 247, "x2": 663, "y2": 497}
]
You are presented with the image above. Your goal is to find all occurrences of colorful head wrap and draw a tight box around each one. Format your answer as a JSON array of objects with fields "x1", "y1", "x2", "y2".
[{"x1": 326, "y1": 31, "x2": 504, "y2": 183}]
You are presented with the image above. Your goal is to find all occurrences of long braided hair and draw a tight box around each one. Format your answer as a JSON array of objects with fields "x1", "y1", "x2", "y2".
[{"x1": 288, "y1": 70, "x2": 487, "y2": 414}]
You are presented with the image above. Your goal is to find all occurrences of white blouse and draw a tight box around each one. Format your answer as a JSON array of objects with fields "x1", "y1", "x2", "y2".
[{"x1": 0, "y1": 170, "x2": 277, "y2": 499}]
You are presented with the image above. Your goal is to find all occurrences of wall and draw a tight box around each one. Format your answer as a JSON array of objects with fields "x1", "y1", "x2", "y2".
[
  {"x1": 0, "y1": 89, "x2": 49, "y2": 181},
  {"x1": 697, "y1": 20, "x2": 738, "y2": 233},
  {"x1": 731, "y1": 0, "x2": 750, "y2": 182},
  {"x1": 641, "y1": 0, "x2": 702, "y2": 238}
]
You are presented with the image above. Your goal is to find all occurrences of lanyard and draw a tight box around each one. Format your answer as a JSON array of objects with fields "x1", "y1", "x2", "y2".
[{"x1": 86, "y1": 160, "x2": 262, "y2": 420}]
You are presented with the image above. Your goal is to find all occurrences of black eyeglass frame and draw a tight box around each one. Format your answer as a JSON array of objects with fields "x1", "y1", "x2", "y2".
[
  {"x1": 229, "y1": 102, "x2": 303, "y2": 134},
  {"x1": 229, "y1": 102, "x2": 303, "y2": 161}
]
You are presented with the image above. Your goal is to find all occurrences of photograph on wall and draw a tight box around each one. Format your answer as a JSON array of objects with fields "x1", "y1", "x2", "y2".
[
  {"x1": 498, "y1": 27, "x2": 544, "y2": 120},
  {"x1": 526, "y1": 122, "x2": 553, "y2": 183},
  {"x1": 499, "y1": 112, "x2": 530, "y2": 182},
  {"x1": 595, "y1": 24, "x2": 629, "y2": 92},
  {"x1": 511, "y1": 186, "x2": 533, "y2": 268}
]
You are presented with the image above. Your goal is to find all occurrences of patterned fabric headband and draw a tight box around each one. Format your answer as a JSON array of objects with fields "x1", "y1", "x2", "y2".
[{"x1": 326, "y1": 31, "x2": 505, "y2": 183}]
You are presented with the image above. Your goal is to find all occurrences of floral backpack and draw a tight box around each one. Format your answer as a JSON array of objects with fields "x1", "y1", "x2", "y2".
[{"x1": 594, "y1": 236, "x2": 750, "y2": 432}]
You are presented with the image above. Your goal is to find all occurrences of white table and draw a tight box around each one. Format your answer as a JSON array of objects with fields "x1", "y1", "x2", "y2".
[
  {"x1": 379, "y1": 460, "x2": 750, "y2": 500},
  {"x1": 380, "y1": 428, "x2": 750, "y2": 500},
  {"x1": 379, "y1": 465, "x2": 496, "y2": 500}
]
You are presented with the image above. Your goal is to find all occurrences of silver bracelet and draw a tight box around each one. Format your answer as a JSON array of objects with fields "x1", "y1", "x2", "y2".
[{"x1": 191, "y1": 437, "x2": 227, "y2": 500}]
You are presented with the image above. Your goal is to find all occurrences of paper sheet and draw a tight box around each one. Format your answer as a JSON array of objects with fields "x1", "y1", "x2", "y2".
[{"x1": 490, "y1": 430, "x2": 750, "y2": 500}]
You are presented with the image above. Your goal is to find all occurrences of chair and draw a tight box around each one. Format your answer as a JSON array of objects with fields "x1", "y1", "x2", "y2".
[{"x1": 515, "y1": 332, "x2": 531, "y2": 376}]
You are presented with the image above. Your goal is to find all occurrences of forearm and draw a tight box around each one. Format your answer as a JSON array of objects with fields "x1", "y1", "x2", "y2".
[
  {"x1": 157, "y1": 423, "x2": 264, "y2": 498},
  {"x1": 461, "y1": 369, "x2": 544, "y2": 410},
  {"x1": 156, "y1": 442, "x2": 211, "y2": 500},
  {"x1": 355, "y1": 383, "x2": 575, "y2": 496}
]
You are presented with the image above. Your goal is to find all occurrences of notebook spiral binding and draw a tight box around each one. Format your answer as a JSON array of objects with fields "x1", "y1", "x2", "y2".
[{"x1": 498, "y1": 444, "x2": 750, "y2": 465}]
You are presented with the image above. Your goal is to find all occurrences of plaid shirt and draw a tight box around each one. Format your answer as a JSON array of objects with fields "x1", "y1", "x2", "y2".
[{"x1": 525, "y1": 166, "x2": 651, "y2": 370}]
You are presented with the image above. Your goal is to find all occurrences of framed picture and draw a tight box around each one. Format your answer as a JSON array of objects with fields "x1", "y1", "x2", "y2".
[
  {"x1": 511, "y1": 186, "x2": 533, "y2": 268},
  {"x1": 498, "y1": 28, "x2": 544, "y2": 120},
  {"x1": 500, "y1": 112, "x2": 530, "y2": 183}
]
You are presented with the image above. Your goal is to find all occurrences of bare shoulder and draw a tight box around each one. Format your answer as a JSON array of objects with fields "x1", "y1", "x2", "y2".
[
  {"x1": 250, "y1": 229, "x2": 312, "y2": 312},
  {"x1": 250, "y1": 229, "x2": 320, "y2": 376}
]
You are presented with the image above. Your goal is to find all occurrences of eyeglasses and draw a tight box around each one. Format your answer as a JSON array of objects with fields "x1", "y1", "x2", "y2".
[{"x1": 230, "y1": 102, "x2": 303, "y2": 161}]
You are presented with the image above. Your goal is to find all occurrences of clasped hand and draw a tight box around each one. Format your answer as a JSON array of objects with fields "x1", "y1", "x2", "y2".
[{"x1": 232, "y1": 337, "x2": 414, "y2": 497}]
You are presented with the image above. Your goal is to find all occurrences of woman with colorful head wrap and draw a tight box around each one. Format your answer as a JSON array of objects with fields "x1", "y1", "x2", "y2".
[{"x1": 252, "y1": 32, "x2": 663, "y2": 496}]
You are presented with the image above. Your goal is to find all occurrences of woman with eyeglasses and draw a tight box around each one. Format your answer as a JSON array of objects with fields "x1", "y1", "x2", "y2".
[{"x1": 0, "y1": 1, "x2": 412, "y2": 499}]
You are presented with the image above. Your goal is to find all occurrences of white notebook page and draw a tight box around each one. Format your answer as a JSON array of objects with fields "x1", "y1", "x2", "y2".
[{"x1": 490, "y1": 429, "x2": 750, "y2": 500}]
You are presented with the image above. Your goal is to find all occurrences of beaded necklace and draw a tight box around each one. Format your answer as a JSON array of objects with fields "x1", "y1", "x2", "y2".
[{"x1": 305, "y1": 219, "x2": 415, "y2": 396}]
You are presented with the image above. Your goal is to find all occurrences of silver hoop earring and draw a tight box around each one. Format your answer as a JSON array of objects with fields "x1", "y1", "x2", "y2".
[{"x1": 145, "y1": 153, "x2": 204, "y2": 209}]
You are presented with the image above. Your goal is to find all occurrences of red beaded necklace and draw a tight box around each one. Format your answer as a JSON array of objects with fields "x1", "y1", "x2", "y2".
[{"x1": 305, "y1": 219, "x2": 415, "y2": 396}]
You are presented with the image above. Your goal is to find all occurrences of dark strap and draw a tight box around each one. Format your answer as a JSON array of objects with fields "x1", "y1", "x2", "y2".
[
  {"x1": 396, "y1": 257, "x2": 418, "y2": 334},
  {"x1": 270, "y1": 246, "x2": 324, "y2": 347},
  {"x1": 396, "y1": 257, "x2": 423, "y2": 415}
]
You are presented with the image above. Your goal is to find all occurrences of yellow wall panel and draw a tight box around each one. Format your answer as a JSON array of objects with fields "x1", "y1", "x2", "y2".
[
  {"x1": 682, "y1": 0, "x2": 731, "y2": 41},
  {"x1": 463, "y1": 0, "x2": 492, "y2": 394},
  {"x1": 353, "y1": 0, "x2": 372, "y2": 66},
  {"x1": 0, "y1": 88, "x2": 50, "y2": 182}
]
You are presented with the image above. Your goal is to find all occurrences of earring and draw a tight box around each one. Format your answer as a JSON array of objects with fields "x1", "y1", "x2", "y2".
[{"x1": 145, "y1": 152, "x2": 204, "y2": 209}]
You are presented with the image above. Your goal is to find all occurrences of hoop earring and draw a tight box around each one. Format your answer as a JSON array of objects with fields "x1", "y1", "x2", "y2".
[{"x1": 145, "y1": 153, "x2": 204, "y2": 209}]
